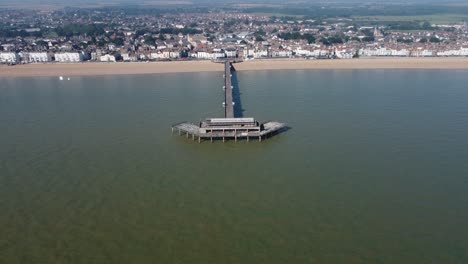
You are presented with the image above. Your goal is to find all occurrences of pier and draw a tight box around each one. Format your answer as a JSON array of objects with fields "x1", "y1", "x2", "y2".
[
  {"x1": 172, "y1": 60, "x2": 286, "y2": 143},
  {"x1": 224, "y1": 61, "x2": 234, "y2": 118}
]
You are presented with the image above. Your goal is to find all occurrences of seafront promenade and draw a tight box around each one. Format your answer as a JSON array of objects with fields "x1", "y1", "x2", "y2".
[{"x1": 2, "y1": 58, "x2": 468, "y2": 78}]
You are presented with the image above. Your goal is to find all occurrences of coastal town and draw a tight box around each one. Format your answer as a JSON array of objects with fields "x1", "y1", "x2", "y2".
[{"x1": 1, "y1": 7, "x2": 468, "y2": 64}]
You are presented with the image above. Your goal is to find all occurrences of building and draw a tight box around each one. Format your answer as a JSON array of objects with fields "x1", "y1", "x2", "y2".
[
  {"x1": 22, "y1": 52, "x2": 50, "y2": 63},
  {"x1": 1, "y1": 44, "x2": 15, "y2": 52},
  {"x1": 225, "y1": 48, "x2": 237, "y2": 58},
  {"x1": 100, "y1": 54, "x2": 116, "y2": 62},
  {"x1": 122, "y1": 53, "x2": 138, "y2": 62},
  {"x1": 192, "y1": 51, "x2": 215, "y2": 60},
  {"x1": 271, "y1": 50, "x2": 292, "y2": 58},
  {"x1": 437, "y1": 48, "x2": 468, "y2": 57},
  {"x1": 55, "y1": 52, "x2": 83, "y2": 62},
  {"x1": 199, "y1": 118, "x2": 260, "y2": 134},
  {"x1": 0, "y1": 52, "x2": 19, "y2": 63}
]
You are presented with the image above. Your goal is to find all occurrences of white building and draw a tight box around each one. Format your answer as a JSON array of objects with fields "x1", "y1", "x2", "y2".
[
  {"x1": 213, "y1": 52, "x2": 225, "y2": 59},
  {"x1": 122, "y1": 53, "x2": 138, "y2": 62},
  {"x1": 23, "y1": 52, "x2": 50, "y2": 63},
  {"x1": 100, "y1": 54, "x2": 116, "y2": 62},
  {"x1": 335, "y1": 50, "x2": 354, "y2": 59},
  {"x1": 421, "y1": 50, "x2": 434, "y2": 57},
  {"x1": 139, "y1": 53, "x2": 151, "y2": 60},
  {"x1": 1, "y1": 44, "x2": 15, "y2": 52},
  {"x1": 271, "y1": 50, "x2": 292, "y2": 58},
  {"x1": 437, "y1": 48, "x2": 468, "y2": 57},
  {"x1": 150, "y1": 52, "x2": 164, "y2": 60},
  {"x1": 55, "y1": 52, "x2": 83, "y2": 62},
  {"x1": 0, "y1": 52, "x2": 19, "y2": 63},
  {"x1": 391, "y1": 49, "x2": 410, "y2": 57},
  {"x1": 411, "y1": 48, "x2": 434, "y2": 57},
  {"x1": 360, "y1": 48, "x2": 392, "y2": 57},
  {"x1": 311, "y1": 49, "x2": 330, "y2": 57},
  {"x1": 150, "y1": 50, "x2": 180, "y2": 60},
  {"x1": 225, "y1": 49, "x2": 237, "y2": 58},
  {"x1": 195, "y1": 51, "x2": 213, "y2": 60},
  {"x1": 294, "y1": 48, "x2": 312, "y2": 57},
  {"x1": 360, "y1": 48, "x2": 411, "y2": 57},
  {"x1": 253, "y1": 50, "x2": 268, "y2": 58}
]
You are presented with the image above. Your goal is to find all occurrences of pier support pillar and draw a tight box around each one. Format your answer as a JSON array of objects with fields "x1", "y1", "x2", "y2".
[
  {"x1": 247, "y1": 136, "x2": 249, "y2": 142},
  {"x1": 192, "y1": 134, "x2": 195, "y2": 141},
  {"x1": 178, "y1": 130, "x2": 181, "y2": 136},
  {"x1": 198, "y1": 137, "x2": 201, "y2": 143},
  {"x1": 259, "y1": 136, "x2": 262, "y2": 142}
]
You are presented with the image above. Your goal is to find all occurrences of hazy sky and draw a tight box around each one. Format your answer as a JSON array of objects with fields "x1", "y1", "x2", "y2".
[
  {"x1": 0, "y1": 0, "x2": 466, "y2": 8},
  {"x1": 0, "y1": 0, "x2": 466, "y2": 3}
]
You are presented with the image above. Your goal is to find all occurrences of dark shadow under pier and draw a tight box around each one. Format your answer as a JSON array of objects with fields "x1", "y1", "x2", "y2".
[{"x1": 230, "y1": 64, "x2": 245, "y2": 118}]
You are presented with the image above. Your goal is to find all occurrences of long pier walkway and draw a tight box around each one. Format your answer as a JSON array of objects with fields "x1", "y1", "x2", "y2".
[{"x1": 224, "y1": 61, "x2": 234, "y2": 118}]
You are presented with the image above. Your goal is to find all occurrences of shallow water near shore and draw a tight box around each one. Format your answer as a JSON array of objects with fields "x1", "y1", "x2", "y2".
[{"x1": 1, "y1": 70, "x2": 468, "y2": 263}]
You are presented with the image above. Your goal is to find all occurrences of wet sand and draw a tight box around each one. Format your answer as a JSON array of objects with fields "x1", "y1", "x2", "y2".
[{"x1": 1, "y1": 58, "x2": 468, "y2": 78}]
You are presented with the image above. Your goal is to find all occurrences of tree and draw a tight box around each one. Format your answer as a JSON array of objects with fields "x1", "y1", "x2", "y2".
[
  {"x1": 303, "y1": 33, "x2": 316, "y2": 44},
  {"x1": 135, "y1": 29, "x2": 147, "y2": 37},
  {"x1": 97, "y1": 39, "x2": 106, "y2": 47},
  {"x1": 144, "y1": 36, "x2": 155, "y2": 45},
  {"x1": 180, "y1": 50, "x2": 189, "y2": 58},
  {"x1": 114, "y1": 53, "x2": 123, "y2": 61},
  {"x1": 429, "y1": 37, "x2": 440, "y2": 43},
  {"x1": 278, "y1": 32, "x2": 315, "y2": 44},
  {"x1": 422, "y1": 21, "x2": 432, "y2": 30},
  {"x1": 361, "y1": 29, "x2": 374, "y2": 37},
  {"x1": 397, "y1": 38, "x2": 413, "y2": 44},
  {"x1": 353, "y1": 50, "x2": 360, "y2": 58},
  {"x1": 112, "y1": 38, "x2": 124, "y2": 46},
  {"x1": 35, "y1": 40, "x2": 48, "y2": 46},
  {"x1": 55, "y1": 24, "x2": 105, "y2": 37}
]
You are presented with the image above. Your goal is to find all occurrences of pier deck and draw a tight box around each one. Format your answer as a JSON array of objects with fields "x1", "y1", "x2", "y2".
[{"x1": 172, "y1": 120, "x2": 286, "y2": 142}]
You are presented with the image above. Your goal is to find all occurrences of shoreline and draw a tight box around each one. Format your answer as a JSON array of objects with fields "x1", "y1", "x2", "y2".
[{"x1": 1, "y1": 58, "x2": 468, "y2": 78}]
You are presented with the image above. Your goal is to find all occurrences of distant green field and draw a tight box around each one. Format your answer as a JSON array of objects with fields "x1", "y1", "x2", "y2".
[
  {"x1": 250, "y1": 12, "x2": 304, "y2": 18},
  {"x1": 354, "y1": 14, "x2": 468, "y2": 24},
  {"x1": 248, "y1": 13, "x2": 467, "y2": 25}
]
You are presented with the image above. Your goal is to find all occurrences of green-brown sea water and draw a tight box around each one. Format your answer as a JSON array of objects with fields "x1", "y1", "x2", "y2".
[{"x1": 1, "y1": 70, "x2": 468, "y2": 263}]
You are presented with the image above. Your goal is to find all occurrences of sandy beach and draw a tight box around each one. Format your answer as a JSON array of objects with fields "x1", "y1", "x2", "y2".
[{"x1": 1, "y1": 58, "x2": 468, "y2": 78}]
